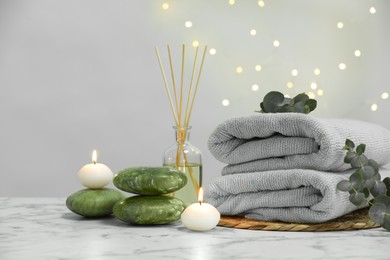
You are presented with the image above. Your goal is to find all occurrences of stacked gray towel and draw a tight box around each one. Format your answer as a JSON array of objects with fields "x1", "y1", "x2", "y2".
[{"x1": 205, "y1": 113, "x2": 390, "y2": 223}]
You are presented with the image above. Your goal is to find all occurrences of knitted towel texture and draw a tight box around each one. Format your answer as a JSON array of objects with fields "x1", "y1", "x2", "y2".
[
  {"x1": 208, "y1": 113, "x2": 390, "y2": 174},
  {"x1": 205, "y1": 167, "x2": 390, "y2": 223},
  {"x1": 206, "y1": 113, "x2": 390, "y2": 223}
]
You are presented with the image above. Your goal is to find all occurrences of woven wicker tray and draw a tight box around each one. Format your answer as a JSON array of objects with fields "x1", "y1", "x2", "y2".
[{"x1": 218, "y1": 208, "x2": 379, "y2": 232}]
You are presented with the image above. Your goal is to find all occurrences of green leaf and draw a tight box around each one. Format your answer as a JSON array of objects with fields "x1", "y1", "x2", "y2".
[
  {"x1": 345, "y1": 139, "x2": 355, "y2": 149},
  {"x1": 369, "y1": 203, "x2": 386, "y2": 225},
  {"x1": 373, "y1": 194, "x2": 390, "y2": 206},
  {"x1": 370, "y1": 181, "x2": 387, "y2": 197},
  {"x1": 383, "y1": 215, "x2": 390, "y2": 231},
  {"x1": 350, "y1": 170, "x2": 364, "y2": 191},
  {"x1": 363, "y1": 178, "x2": 375, "y2": 189},
  {"x1": 363, "y1": 188, "x2": 370, "y2": 198},
  {"x1": 349, "y1": 192, "x2": 367, "y2": 206},
  {"x1": 259, "y1": 102, "x2": 266, "y2": 113},
  {"x1": 351, "y1": 154, "x2": 368, "y2": 168},
  {"x1": 356, "y1": 144, "x2": 366, "y2": 155},
  {"x1": 344, "y1": 150, "x2": 357, "y2": 164},
  {"x1": 293, "y1": 93, "x2": 309, "y2": 103},
  {"x1": 374, "y1": 172, "x2": 382, "y2": 181},
  {"x1": 262, "y1": 91, "x2": 285, "y2": 113},
  {"x1": 337, "y1": 180, "x2": 352, "y2": 192},
  {"x1": 305, "y1": 99, "x2": 317, "y2": 111},
  {"x1": 303, "y1": 105, "x2": 311, "y2": 114},
  {"x1": 368, "y1": 159, "x2": 379, "y2": 173},
  {"x1": 293, "y1": 101, "x2": 305, "y2": 113},
  {"x1": 360, "y1": 165, "x2": 375, "y2": 179},
  {"x1": 383, "y1": 177, "x2": 390, "y2": 196}
]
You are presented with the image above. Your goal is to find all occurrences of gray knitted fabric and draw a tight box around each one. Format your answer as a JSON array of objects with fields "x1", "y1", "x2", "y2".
[
  {"x1": 208, "y1": 113, "x2": 390, "y2": 174},
  {"x1": 205, "y1": 167, "x2": 390, "y2": 223}
]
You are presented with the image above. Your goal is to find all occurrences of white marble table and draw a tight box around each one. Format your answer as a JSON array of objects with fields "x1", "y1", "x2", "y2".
[{"x1": 1, "y1": 198, "x2": 390, "y2": 260}]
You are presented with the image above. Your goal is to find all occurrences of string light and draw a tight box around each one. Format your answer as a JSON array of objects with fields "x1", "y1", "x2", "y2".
[
  {"x1": 317, "y1": 89, "x2": 324, "y2": 96},
  {"x1": 162, "y1": 3, "x2": 169, "y2": 10},
  {"x1": 354, "y1": 50, "x2": 361, "y2": 57},
  {"x1": 370, "y1": 7, "x2": 376, "y2": 14},
  {"x1": 209, "y1": 48, "x2": 216, "y2": 55},
  {"x1": 258, "y1": 0, "x2": 265, "y2": 7},
  {"x1": 337, "y1": 22, "x2": 344, "y2": 29},
  {"x1": 339, "y1": 63, "x2": 346, "y2": 70},
  {"x1": 185, "y1": 21, "x2": 193, "y2": 28},
  {"x1": 229, "y1": 0, "x2": 235, "y2": 5},
  {"x1": 255, "y1": 65, "x2": 262, "y2": 71},
  {"x1": 310, "y1": 82, "x2": 318, "y2": 90},
  {"x1": 314, "y1": 68, "x2": 321, "y2": 76},
  {"x1": 371, "y1": 104, "x2": 378, "y2": 111},
  {"x1": 192, "y1": 40, "x2": 199, "y2": 47},
  {"x1": 291, "y1": 69, "x2": 298, "y2": 77},
  {"x1": 222, "y1": 99, "x2": 230, "y2": 106},
  {"x1": 250, "y1": 29, "x2": 257, "y2": 36},
  {"x1": 381, "y1": 92, "x2": 389, "y2": 100},
  {"x1": 251, "y1": 84, "x2": 259, "y2": 91},
  {"x1": 287, "y1": 82, "x2": 293, "y2": 88},
  {"x1": 273, "y1": 40, "x2": 280, "y2": 47},
  {"x1": 236, "y1": 66, "x2": 243, "y2": 74}
]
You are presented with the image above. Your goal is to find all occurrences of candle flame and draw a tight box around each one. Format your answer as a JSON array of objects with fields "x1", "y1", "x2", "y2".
[
  {"x1": 92, "y1": 150, "x2": 97, "y2": 164},
  {"x1": 198, "y1": 187, "x2": 204, "y2": 204}
]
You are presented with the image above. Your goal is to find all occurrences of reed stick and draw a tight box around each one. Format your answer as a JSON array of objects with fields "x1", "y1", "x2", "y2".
[
  {"x1": 185, "y1": 46, "x2": 207, "y2": 128},
  {"x1": 155, "y1": 47, "x2": 179, "y2": 127},
  {"x1": 178, "y1": 44, "x2": 185, "y2": 125},
  {"x1": 183, "y1": 46, "x2": 199, "y2": 128},
  {"x1": 167, "y1": 45, "x2": 179, "y2": 120}
]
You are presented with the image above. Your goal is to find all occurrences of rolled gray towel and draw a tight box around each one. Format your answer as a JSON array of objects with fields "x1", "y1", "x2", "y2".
[
  {"x1": 208, "y1": 113, "x2": 390, "y2": 174},
  {"x1": 205, "y1": 167, "x2": 390, "y2": 223}
]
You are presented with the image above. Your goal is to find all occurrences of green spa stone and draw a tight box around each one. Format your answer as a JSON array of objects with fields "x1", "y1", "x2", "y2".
[
  {"x1": 113, "y1": 167, "x2": 187, "y2": 195},
  {"x1": 113, "y1": 195, "x2": 186, "y2": 225},
  {"x1": 66, "y1": 188, "x2": 125, "y2": 217}
]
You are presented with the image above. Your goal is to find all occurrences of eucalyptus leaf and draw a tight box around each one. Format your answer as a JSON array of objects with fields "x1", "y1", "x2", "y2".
[
  {"x1": 349, "y1": 192, "x2": 367, "y2": 206},
  {"x1": 336, "y1": 180, "x2": 352, "y2": 192},
  {"x1": 349, "y1": 170, "x2": 364, "y2": 191},
  {"x1": 371, "y1": 181, "x2": 387, "y2": 197},
  {"x1": 369, "y1": 203, "x2": 386, "y2": 225},
  {"x1": 368, "y1": 159, "x2": 379, "y2": 173},
  {"x1": 363, "y1": 178, "x2": 376, "y2": 189},
  {"x1": 360, "y1": 165, "x2": 375, "y2": 179},
  {"x1": 345, "y1": 139, "x2": 355, "y2": 149},
  {"x1": 293, "y1": 93, "x2": 309, "y2": 103},
  {"x1": 344, "y1": 150, "x2": 357, "y2": 164},
  {"x1": 305, "y1": 99, "x2": 317, "y2": 111},
  {"x1": 261, "y1": 91, "x2": 285, "y2": 112},
  {"x1": 356, "y1": 144, "x2": 366, "y2": 155}
]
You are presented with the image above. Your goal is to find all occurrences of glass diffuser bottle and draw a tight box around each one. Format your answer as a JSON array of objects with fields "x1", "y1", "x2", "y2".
[{"x1": 163, "y1": 126, "x2": 202, "y2": 206}]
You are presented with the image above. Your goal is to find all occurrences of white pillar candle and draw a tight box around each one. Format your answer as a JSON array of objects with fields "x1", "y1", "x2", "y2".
[
  {"x1": 181, "y1": 187, "x2": 221, "y2": 231},
  {"x1": 77, "y1": 150, "x2": 113, "y2": 189}
]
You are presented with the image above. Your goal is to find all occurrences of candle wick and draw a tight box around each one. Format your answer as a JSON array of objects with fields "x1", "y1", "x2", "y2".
[
  {"x1": 93, "y1": 161, "x2": 96, "y2": 165},
  {"x1": 199, "y1": 201, "x2": 202, "y2": 206}
]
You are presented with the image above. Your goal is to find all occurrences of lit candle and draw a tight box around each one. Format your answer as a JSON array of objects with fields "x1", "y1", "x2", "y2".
[
  {"x1": 77, "y1": 150, "x2": 113, "y2": 189},
  {"x1": 181, "y1": 187, "x2": 221, "y2": 231}
]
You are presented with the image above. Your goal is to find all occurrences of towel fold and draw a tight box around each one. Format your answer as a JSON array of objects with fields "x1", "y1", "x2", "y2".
[
  {"x1": 208, "y1": 113, "x2": 390, "y2": 174},
  {"x1": 205, "y1": 167, "x2": 390, "y2": 223}
]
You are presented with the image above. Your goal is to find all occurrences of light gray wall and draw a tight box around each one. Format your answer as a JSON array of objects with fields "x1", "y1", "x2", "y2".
[{"x1": 1, "y1": 0, "x2": 389, "y2": 196}]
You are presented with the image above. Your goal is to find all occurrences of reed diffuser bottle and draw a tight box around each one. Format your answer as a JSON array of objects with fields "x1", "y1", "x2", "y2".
[
  {"x1": 155, "y1": 44, "x2": 207, "y2": 206},
  {"x1": 163, "y1": 126, "x2": 202, "y2": 206}
]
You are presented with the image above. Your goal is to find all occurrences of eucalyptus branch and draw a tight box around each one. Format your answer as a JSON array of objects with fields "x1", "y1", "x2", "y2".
[
  {"x1": 337, "y1": 139, "x2": 390, "y2": 231},
  {"x1": 256, "y1": 91, "x2": 317, "y2": 114}
]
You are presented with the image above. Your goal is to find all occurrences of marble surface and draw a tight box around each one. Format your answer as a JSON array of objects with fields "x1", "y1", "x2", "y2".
[{"x1": 1, "y1": 198, "x2": 390, "y2": 260}]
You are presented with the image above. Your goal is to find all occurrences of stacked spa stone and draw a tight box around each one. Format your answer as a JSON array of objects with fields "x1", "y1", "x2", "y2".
[
  {"x1": 112, "y1": 167, "x2": 187, "y2": 225},
  {"x1": 66, "y1": 188, "x2": 125, "y2": 218}
]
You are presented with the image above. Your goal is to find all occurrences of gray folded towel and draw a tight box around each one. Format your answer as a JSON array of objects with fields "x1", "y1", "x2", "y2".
[
  {"x1": 205, "y1": 167, "x2": 390, "y2": 223},
  {"x1": 208, "y1": 113, "x2": 390, "y2": 174}
]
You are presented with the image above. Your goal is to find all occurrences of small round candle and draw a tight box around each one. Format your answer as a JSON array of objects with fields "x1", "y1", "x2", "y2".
[
  {"x1": 77, "y1": 150, "x2": 113, "y2": 189},
  {"x1": 181, "y1": 187, "x2": 220, "y2": 231}
]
